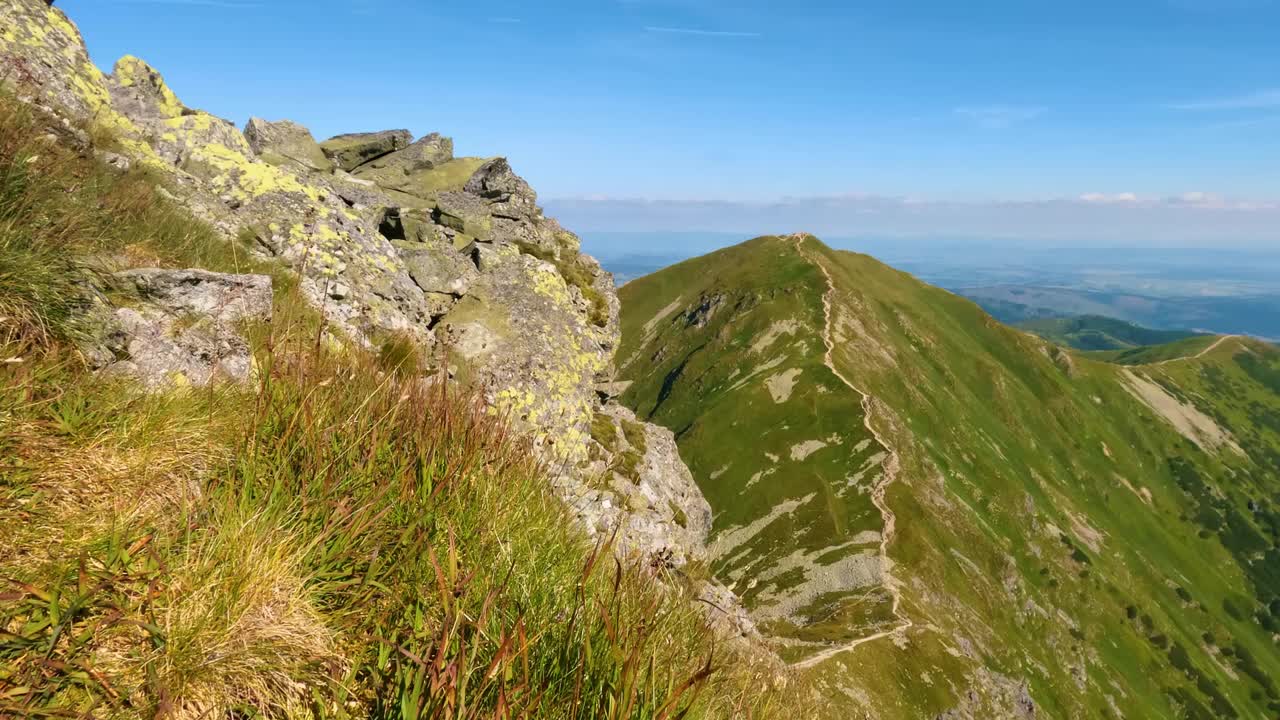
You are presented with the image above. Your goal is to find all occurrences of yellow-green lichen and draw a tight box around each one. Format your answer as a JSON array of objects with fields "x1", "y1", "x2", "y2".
[
  {"x1": 114, "y1": 55, "x2": 183, "y2": 118},
  {"x1": 531, "y1": 264, "x2": 572, "y2": 306},
  {"x1": 186, "y1": 142, "x2": 322, "y2": 203}
]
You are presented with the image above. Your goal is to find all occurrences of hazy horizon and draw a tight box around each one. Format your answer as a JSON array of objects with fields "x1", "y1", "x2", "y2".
[{"x1": 575, "y1": 230, "x2": 1280, "y2": 263}]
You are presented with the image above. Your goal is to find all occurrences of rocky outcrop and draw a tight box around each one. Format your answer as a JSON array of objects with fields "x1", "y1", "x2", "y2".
[
  {"x1": 319, "y1": 129, "x2": 411, "y2": 171},
  {"x1": 84, "y1": 269, "x2": 272, "y2": 389},
  {"x1": 244, "y1": 117, "x2": 333, "y2": 174},
  {"x1": 1, "y1": 0, "x2": 753, "y2": 639}
]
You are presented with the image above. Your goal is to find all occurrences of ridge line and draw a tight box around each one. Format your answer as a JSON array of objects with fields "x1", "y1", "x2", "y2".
[
  {"x1": 1143, "y1": 334, "x2": 1242, "y2": 367},
  {"x1": 788, "y1": 234, "x2": 914, "y2": 670}
]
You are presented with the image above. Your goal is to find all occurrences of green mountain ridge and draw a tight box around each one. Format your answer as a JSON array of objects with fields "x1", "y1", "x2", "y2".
[
  {"x1": 618, "y1": 235, "x2": 1280, "y2": 719},
  {"x1": 1016, "y1": 315, "x2": 1206, "y2": 352}
]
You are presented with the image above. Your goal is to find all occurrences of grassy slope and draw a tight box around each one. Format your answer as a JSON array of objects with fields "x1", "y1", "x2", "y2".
[
  {"x1": 619, "y1": 235, "x2": 1280, "y2": 719},
  {"x1": 0, "y1": 96, "x2": 791, "y2": 719},
  {"x1": 617, "y1": 239, "x2": 894, "y2": 660},
  {"x1": 1017, "y1": 315, "x2": 1203, "y2": 351},
  {"x1": 1083, "y1": 334, "x2": 1224, "y2": 365}
]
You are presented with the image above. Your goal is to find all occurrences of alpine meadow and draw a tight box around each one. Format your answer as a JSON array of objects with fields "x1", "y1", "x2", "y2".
[{"x1": 2, "y1": 1, "x2": 1279, "y2": 719}]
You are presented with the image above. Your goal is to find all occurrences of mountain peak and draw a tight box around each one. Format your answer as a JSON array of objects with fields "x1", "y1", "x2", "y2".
[{"x1": 618, "y1": 233, "x2": 1280, "y2": 718}]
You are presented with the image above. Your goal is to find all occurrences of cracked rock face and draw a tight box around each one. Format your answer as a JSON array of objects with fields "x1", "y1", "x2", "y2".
[
  {"x1": 244, "y1": 117, "x2": 333, "y2": 174},
  {"x1": 86, "y1": 269, "x2": 272, "y2": 389},
  {"x1": 2, "y1": 0, "x2": 756, "y2": 642},
  {"x1": 320, "y1": 129, "x2": 412, "y2": 172}
]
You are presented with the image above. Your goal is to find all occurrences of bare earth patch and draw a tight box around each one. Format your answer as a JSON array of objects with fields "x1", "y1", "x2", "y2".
[
  {"x1": 751, "y1": 317, "x2": 801, "y2": 354},
  {"x1": 642, "y1": 297, "x2": 684, "y2": 339},
  {"x1": 765, "y1": 368, "x2": 803, "y2": 403},
  {"x1": 790, "y1": 439, "x2": 829, "y2": 461},
  {"x1": 1117, "y1": 475, "x2": 1153, "y2": 505},
  {"x1": 1121, "y1": 370, "x2": 1243, "y2": 454}
]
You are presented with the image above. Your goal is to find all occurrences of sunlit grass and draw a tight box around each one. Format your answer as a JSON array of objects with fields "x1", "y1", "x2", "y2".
[{"x1": 0, "y1": 88, "x2": 794, "y2": 719}]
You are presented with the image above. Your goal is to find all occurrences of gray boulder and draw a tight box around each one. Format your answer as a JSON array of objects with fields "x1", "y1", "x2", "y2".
[
  {"x1": 402, "y1": 243, "x2": 479, "y2": 297},
  {"x1": 465, "y1": 158, "x2": 537, "y2": 216},
  {"x1": 434, "y1": 191, "x2": 492, "y2": 241},
  {"x1": 359, "y1": 133, "x2": 453, "y2": 173},
  {"x1": 351, "y1": 134, "x2": 457, "y2": 197},
  {"x1": 320, "y1": 129, "x2": 412, "y2": 171},
  {"x1": 244, "y1": 117, "x2": 333, "y2": 174},
  {"x1": 92, "y1": 269, "x2": 272, "y2": 389}
]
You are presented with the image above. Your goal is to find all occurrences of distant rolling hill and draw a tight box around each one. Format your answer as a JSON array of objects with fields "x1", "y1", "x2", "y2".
[
  {"x1": 1016, "y1": 314, "x2": 1205, "y2": 351},
  {"x1": 618, "y1": 235, "x2": 1280, "y2": 719},
  {"x1": 962, "y1": 284, "x2": 1280, "y2": 340}
]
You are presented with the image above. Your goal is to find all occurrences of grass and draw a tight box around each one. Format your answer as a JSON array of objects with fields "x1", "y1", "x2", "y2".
[
  {"x1": 616, "y1": 238, "x2": 892, "y2": 660},
  {"x1": 588, "y1": 413, "x2": 648, "y2": 485},
  {"x1": 617, "y1": 234, "x2": 1280, "y2": 719},
  {"x1": 1017, "y1": 315, "x2": 1203, "y2": 352},
  {"x1": 1, "y1": 329, "x2": 793, "y2": 720},
  {"x1": 1082, "y1": 334, "x2": 1222, "y2": 365},
  {"x1": 0, "y1": 89, "x2": 795, "y2": 719}
]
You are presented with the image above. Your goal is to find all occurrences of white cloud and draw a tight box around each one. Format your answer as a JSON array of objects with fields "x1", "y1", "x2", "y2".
[
  {"x1": 954, "y1": 105, "x2": 1046, "y2": 129},
  {"x1": 1169, "y1": 89, "x2": 1280, "y2": 110},
  {"x1": 544, "y1": 191, "x2": 1280, "y2": 244},
  {"x1": 1079, "y1": 192, "x2": 1141, "y2": 205},
  {"x1": 643, "y1": 26, "x2": 761, "y2": 38}
]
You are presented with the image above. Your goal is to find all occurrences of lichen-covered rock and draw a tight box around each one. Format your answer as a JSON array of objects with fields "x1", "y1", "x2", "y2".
[
  {"x1": 320, "y1": 129, "x2": 411, "y2": 171},
  {"x1": 0, "y1": 0, "x2": 165, "y2": 169},
  {"x1": 0, "y1": 0, "x2": 113, "y2": 122},
  {"x1": 87, "y1": 269, "x2": 271, "y2": 389},
  {"x1": 401, "y1": 242, "x2": 477, "y2": 296},
  {"x1": 107, "y1": 55, "x2": 184, "y2": 120},
  {"x1": 434, "y1": 244, "x2": 611, "y2": 461},
  {"x1": 594, "y1": 404, "x2": 712, "y2": 553},
  {"x1": 435, "y1": 191, "x2": 492, "y2": 241},
  {"x1": 556, "y1": 402, "x2": 759, "y2": 636},
  {"x1": 6, "y1": 0, "x2": 756, "y2": 651},
  {"x1": 244, "y1": 117, "x2": 333, "y2": 174},
  {"x1": 465, "y1": 157, "x2": 538, "y2": 217}
]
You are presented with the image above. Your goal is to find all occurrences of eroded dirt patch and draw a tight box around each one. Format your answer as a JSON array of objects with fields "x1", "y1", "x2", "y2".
[
  {"x1": 1121, "y1": 370, "x2": 1243, "y2": 454},
  {"x1": 765, "y1": 368, "x2": 803, "y2": 403}
]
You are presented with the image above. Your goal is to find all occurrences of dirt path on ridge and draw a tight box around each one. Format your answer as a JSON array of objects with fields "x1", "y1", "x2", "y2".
[
  {"x1": 789, "y1": 234, "x2": 914, "y2": 670},
  {"x1": 1145, "y1": 334, "x2": 1242, "y2": 366}
]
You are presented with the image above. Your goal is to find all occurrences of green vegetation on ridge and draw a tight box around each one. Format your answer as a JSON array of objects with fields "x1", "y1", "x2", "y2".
[
  {"x1": 1017, "y1": 314, "x2": 1204, "y2": 352},
  {"x1": 618, "y1": 235, "x2": 1280, "y2": 719},
  {"x1": 1082, "y1": 334, "x2": 1225, "y2": 365},
  {"x1": 617, "y1": 238, "x2": 896, "y2": 662}
]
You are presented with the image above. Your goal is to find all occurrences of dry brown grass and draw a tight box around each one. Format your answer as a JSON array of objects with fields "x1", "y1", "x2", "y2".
[{"x1": 139, "y1": 514, "x2": 340, "y2": 720}]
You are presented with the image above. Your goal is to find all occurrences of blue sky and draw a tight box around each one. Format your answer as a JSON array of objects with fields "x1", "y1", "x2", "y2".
[{"x1": 61, "y1": 0, "x2": 1280, "y2": 245}]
